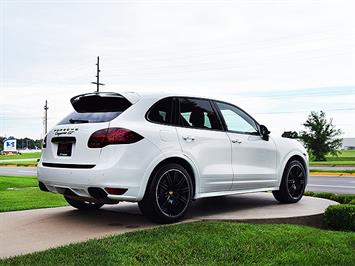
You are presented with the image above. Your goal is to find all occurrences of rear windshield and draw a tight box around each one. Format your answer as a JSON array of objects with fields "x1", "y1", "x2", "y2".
[
  {"x1": 58, "y1": 111, "x2": 122, "y2": 125},
  {"x1": 58, "y1": 93, "x2": 132, "y2": 125}
]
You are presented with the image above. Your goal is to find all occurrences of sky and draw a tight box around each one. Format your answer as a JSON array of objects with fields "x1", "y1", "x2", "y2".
[{"x1": 0, "y1": 0, "x2": 354, "y2": 139}]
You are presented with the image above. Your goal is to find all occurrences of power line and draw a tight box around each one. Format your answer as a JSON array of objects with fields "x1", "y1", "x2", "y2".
[
  {"x1": 253, "y1": 107, "x2": 355, "y2": 115},
  {"x1": 0, "y1": 107, "x2": 353, "y2": 121},
  {"x1": 0, "y1": 117, "x2": 43, "y2": 120}
]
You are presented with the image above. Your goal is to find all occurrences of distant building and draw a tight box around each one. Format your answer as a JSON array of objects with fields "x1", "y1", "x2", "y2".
[{"x1": 341, "y1": 138, "x2": 355, "y2": 150}]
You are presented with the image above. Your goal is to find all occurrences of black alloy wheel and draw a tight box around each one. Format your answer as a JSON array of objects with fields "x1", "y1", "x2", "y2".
[
  {"x1": 287, "y1": 163, "x2": 306, "y2": 199},
  {"x1": 139, "y1": 163, "x2": 193, "y2": 223},
  {"x1": 273, "y1": 160, "x2": 306, "y2": 203},
  {"x1": 155, "y1": 169, "x2": 191, "y2": 217}
]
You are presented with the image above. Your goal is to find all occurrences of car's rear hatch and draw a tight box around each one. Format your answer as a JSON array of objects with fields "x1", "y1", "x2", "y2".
[{"x1": 41, "y1": 92, "x2": 138, "y2": 167}]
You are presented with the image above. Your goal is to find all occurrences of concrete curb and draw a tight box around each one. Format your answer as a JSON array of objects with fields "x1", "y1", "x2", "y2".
[
  {"x1": 310, "y1": 172, "x2": 355, "y2": 177},
  {"x1": 202, "y1": 214, "x2": 325, "y2": 228}
]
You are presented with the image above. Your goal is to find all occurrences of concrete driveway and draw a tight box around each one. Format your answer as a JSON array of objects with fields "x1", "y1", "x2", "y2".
[{"x1": 0, "y1": 193, "x2": 336, "y2": 258}]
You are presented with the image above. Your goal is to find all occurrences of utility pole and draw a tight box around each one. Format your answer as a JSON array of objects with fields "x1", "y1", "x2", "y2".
[
  {"x1": 44, "y1": 100, "x2": 48, "y2": 136},
  {"x1": 91, "y1": 56, "x2": 105, "y2": 92}
]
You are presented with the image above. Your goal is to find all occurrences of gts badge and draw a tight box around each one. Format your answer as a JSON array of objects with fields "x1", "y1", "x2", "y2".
[{"x1": 54, "y1": 128, "x2": 78, "y2": 136}]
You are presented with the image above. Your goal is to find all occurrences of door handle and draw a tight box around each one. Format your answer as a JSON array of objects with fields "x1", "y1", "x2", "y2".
[
  {"x1": 182, "y1": 136, "x2": 195, "y2": 142},
  {"x1": 231, "y1": 139, "x2": 242, "y2": 144}
]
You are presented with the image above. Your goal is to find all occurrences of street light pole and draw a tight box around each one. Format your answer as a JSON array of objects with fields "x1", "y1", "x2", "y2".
[
  {"x1": 91, "y1": 56, "x2": 105, "y2": 92},
  {"x1": 44, "y1": 100, "x2": 48, "y2": 135}
]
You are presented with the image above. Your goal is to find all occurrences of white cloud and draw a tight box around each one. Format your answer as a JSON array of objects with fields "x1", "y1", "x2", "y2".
[{"x1": 0, "y1": 0, "x2": 354, "y2": 138}]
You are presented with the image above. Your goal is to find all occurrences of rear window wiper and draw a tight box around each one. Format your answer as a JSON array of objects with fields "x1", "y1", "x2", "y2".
[{"x1": 69, "y1": 119, "x2": 89, "y2": 124}]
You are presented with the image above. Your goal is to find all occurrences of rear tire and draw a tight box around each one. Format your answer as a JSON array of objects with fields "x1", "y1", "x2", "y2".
[
  {"x1": 139, "y1": 163, "x2": 193, "y2": 224},
  {"x1": 64, "y1": 196, "x2": 104, "y2": 211},
  {"x1": 273, "y1": 160, "x2": 306, "y2": 203}
]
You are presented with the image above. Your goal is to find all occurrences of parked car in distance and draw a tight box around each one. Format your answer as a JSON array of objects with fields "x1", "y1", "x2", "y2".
[{"x1": 38, "y1": 92, "x2": 308, "y2": 223}]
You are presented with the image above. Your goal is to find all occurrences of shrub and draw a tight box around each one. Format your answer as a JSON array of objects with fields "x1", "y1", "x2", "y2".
[
  {"x1": 312, "y1": 192, "x2": 334, "y2": 200},
  {"x1": 331, "y1": 194, "x2": 355, "y2": 204},
  {"x1": 304, "y1": 191, "x2": 314, "y2": 196},
  {"x1": 349, "y1": 199, "x2": 355, "y2": 205},
  {"x1": 324, "y1": 204, "x2": 355, "y2": 231},
  {"x1": 306, "y1": 192, "x2": 355, "y2": 204}
]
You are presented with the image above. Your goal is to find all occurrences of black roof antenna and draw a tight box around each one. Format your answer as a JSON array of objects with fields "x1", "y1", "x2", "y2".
[{"x1": 91, "y1": 56, "x2": 105, "y2": 92}]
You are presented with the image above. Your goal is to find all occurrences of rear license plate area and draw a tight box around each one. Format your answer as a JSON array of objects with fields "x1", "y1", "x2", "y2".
[{"x1": 57, "y1": 142, "x2": 72, "y2": 157}]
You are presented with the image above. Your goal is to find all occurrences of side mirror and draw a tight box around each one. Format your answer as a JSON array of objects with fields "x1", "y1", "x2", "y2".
[{"x1": 259, "y1": 125, "x2": 270, "y2": 141}]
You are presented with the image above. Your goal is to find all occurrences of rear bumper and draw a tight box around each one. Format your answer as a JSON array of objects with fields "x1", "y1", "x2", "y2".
[
  {"x1": 37, "y1": 139, "x2": 162, "y2": 202},
  {"x1": 37, "y1": 163, "x2": 142, "y2": 201}
]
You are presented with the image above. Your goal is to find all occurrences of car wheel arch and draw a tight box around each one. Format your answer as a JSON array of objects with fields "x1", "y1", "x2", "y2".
[
  {"x1": 287, "y1": 155, "x2": 307, "y2": 172},
  {"x1": 279, "y1": 152, "x2": 308, "y2": 185},
  {"x1": 144, "y1": 156, "x2": 198, "y2": 198}
]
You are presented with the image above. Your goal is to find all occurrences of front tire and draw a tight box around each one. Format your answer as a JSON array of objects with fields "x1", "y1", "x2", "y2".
[
  {"x1": 64, "y1": 196, "x2": 104, "y2": 211},
  {"x1": 139, "y1": 163, "x2": 193, "y2": 224},
  {"x1": 273, "y1": 160, "x2": 306, "y2": 203}
]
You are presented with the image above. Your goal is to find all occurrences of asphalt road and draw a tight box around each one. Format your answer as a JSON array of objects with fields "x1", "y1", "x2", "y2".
[
  {"x1": 0, "y1": 166, "x2": 37, "y2": 176},
  {"x1": 306, "y1": 176, "x2": 355, "y2": 194},
  {"x1": 0, "y1": 167, "x2": 354, "y2": 194}
]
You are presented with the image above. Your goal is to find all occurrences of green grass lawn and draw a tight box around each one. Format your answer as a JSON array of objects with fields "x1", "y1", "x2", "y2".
[
  {"x1": 0, "y1": 161, "x2": 38, "y2": 166},
  {"x1": 0, "y1": 175, "x2": 67, "y2": 212},
  {"x1": 1, "y1": 221, "x2": 354, "y2": 265},
  {"x1": 326, "y1": 150, "x2": 355, "y2": 161},
  {"x1": 310, "y1": 169, "x2": 355, "y2": 174},
  {"x1": 311, "y1": 150, "x2": 355, "y2": 165},
  {"x1": 310, "y1": 161, "x2": 355, "y2": 166},
  {"x1": 0, "y1": 152, "x2": 41, "y2": 160},
  {"x1": 0, "y1": 151, "x2": 40, "y2": 166}
]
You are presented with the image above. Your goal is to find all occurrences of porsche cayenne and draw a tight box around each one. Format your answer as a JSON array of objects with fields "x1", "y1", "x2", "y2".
[{"x1": 38, "y1": 92, "x2": 308, "y2": 223}]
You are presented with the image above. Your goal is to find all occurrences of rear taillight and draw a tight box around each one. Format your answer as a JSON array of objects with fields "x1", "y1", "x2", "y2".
[{"x1": 88, "y1": 128, "x2": 143, "y2": 148}]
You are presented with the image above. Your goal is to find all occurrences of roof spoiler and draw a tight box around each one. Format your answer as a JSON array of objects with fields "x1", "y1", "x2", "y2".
[{"x1": 70, "y1": 92, "x2": 132, "y2": 113}]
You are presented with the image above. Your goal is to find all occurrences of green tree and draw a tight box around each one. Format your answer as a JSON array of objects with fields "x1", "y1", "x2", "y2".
[
  {"x1": 16, "y1": 138, "x2": 43, "y2": 149},
  {"x1": 0, "y1": 136, "x2": 43, "y2": 151},
  {"x1": 299, "y1": 111, "x2": 343, "y2": 161},
  {"x1": 0, "y1": 136, "x2": 4, "y2": 151}
]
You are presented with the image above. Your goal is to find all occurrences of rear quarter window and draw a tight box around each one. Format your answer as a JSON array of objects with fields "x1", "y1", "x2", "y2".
[{"x1": 146, "y1": 97, "x2": 175, "y2": 125}]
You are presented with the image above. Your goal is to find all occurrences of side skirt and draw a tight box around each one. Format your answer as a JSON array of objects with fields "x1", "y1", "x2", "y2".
[{"x1": 194, "y1": 187, "x2": 280, "y2": 200}]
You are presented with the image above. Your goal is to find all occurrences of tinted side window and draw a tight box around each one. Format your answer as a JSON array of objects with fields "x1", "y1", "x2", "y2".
[
  {"x1": 147, "y1": 97, "x2": 174, "y2": 125},
  {"x1": 216, "y1": 102, "x2": 258, "y2": 134},
  {"x1": 178, "y1": 98, "x2": 222, "y2": 130}
]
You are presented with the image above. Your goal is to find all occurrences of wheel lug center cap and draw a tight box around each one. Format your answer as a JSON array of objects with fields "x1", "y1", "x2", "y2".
[{"x1": 168, "y1": 191, "x2": 174, "y2": 195}]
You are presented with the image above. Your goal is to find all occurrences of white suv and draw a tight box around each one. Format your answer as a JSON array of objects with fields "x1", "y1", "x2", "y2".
[{"x1": 38, "y1": 92, "x2": 308, "y2": 223}]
